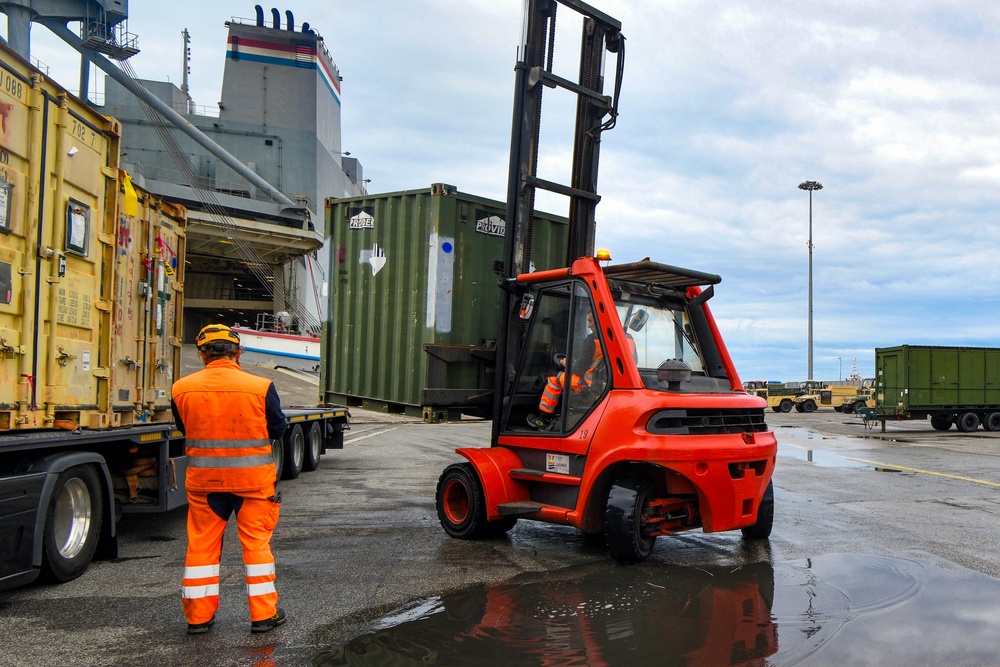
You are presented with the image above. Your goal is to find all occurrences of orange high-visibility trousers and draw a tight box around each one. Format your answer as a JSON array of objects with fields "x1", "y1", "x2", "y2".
[
  {"x1": 538, "y1": 371, "x2": 584, "y2": 415},
  {"x1": 182, "y1": 488, "x2": 281, "y2": 624}
]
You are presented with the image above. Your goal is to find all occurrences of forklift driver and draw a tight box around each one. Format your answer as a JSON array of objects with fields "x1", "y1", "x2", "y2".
[{"x1": 527, "y1": 311, "x2": 604, "y2": 429}]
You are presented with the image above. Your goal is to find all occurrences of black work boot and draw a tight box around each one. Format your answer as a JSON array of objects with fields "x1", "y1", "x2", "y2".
[
  {"x1": 251, "y1": 608, "x2": 286, "y2": 634},
  {"x1": 187, "y1": 616, "x2": 215, "y2": 635}
]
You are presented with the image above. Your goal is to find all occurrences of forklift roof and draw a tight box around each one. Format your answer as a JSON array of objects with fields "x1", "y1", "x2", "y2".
[{"x1": 603, "y1": 259, "x2": 722, "y2": 290}]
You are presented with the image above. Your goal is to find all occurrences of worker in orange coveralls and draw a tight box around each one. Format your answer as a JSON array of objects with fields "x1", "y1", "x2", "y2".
[
  {"x1": 528, "y1": 312, "x2": 604, "y2": 429},
  {"x1": 171, "y1": 324, "x2": 287, "y2": 635}
]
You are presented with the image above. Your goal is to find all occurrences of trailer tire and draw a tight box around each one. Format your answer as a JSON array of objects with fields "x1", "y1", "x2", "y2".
[
  {"x1": 741, "y1": 480, "x2": 774, "y2": 540},
  {"x1": 436, "y1": 463, "x2": 489, "y2": 539},
  {"x1": 271, "y1": 438, "x2": 285, "y2": 482},
  {"x1": 957, "y1": 412, "x2": 980, "y2": 433},
  {"x1": 983, "y1": 412, "x2": 1000, "y2": 432},
  {"x1": 779, "y1": 399, "x2": 793, "y2": 413},
  {"x1": 605, "y1": 478, "x2": 656, "y2": 563},
  {"x1": 282, "y1": 425, "x2": 305, "y2": 480},
  {"x1": 930, "y1": 416, "x2": 953, "y2": 431},
  {"x1": 302, "y1": 422, "x2": 322, "y2": 472},
  {"x1": 40, "y1": 465, "x2": 103, "y2": 583}
]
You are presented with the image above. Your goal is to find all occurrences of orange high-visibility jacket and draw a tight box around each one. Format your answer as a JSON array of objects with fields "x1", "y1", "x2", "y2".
[{"x1": 172, "y1": 359, "x2": 283, "y2": 492}]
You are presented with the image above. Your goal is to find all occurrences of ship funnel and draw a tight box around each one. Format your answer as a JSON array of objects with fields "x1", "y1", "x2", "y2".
[
  {"x1": 302, "y1": 21, "x2": 311, "y2": 34},
  {"x1": 271, "y1": 7, "x2": 281, "y2": 29},
  {"x1": 255, "y1": 5, "x2": 264, "y2": 26},
  {"x1": 285, "y1": 10, "x2": 294, "y2": 31}
]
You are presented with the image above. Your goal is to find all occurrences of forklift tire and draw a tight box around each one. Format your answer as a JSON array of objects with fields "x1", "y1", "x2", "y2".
[
  {"x1": 605, "y1": 478, "x2": 656, "y2": 563},
  {"x1": 436, "y1": 463, "x2": 489, "y2": 539},
  {"x1": 741, "y1": 480, "x2": 774, "y2": 540},
  {"x1": 779, "y1": 399, "x2": 793, "y2": 413}
]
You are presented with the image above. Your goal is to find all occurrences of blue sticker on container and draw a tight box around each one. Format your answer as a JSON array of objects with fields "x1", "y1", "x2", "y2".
[{"x1": 442, "y1": 242, "x2": 453, "y2": 253}]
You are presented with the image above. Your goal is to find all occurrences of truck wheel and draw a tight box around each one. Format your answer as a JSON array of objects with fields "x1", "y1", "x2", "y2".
[
  {"x1": 957, "y1": 412, "x2": 980, "y2": 433},
  {"x1": 282, "y1": 424, "x2": 305, "y2": 480},
  {"x1": 41, "y1": 465, "x2": 103, "y2": 583},
  {"x1": 742, "y1": 480, "x2": 774, "y2": 540},
  {"x1": 605, "y1": 478, "x2": 656, "y2": 563},
  {"x1": 984, "y1": 412, "x2": 1000, "y2": 432},
  {"x1": 930, "y1": 416, "x2": 953, "y2": 431},
  {"x1": 271, "y1": 438, "x2": 285, "y2": 482},
  {"x1": 436, "y1": 463, "x2": 488, "y2": 539},
  {"x1": 302, "y1": 422, "x2": 322, "y2": 472},
  {"x1": 780, "y1": 399, "x2": 793, "y2": 413},
  {"x1": 842, "y1": 403, "x2": 854, "y2": 414},
  {"x1": 802, "y1": 400, "x2": 817, "y2": 413},
  {"x1": 853, "y1": 401, "x2": 867, "y2": 414},
  {"x1": 794, "y1": 403, "x2": 805, "y2": 412}
]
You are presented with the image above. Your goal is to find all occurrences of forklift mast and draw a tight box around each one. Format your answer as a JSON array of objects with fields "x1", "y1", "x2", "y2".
[{"x1": 493, "y1": 0, "x2": 625, "y2": 442}]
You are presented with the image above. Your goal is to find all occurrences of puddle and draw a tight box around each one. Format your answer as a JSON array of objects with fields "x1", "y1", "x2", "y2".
[
  {"x1": 779, "y1": 444, "x2": 870, "y2": 468},
  {"x1": 312, "y1": 552, "x2": 1000, "y2": 666}
]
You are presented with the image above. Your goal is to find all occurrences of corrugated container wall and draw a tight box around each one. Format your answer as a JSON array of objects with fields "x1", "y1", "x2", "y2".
[
  {"x1": 321, "y1": 184, "x2": 568, "y2": 415},
  {"x1": 877, "y1": 345, "x2": 1000, "y2": 410},
  {"x1": 0, "y1": 42, "x2": 185, "y2": 431}
]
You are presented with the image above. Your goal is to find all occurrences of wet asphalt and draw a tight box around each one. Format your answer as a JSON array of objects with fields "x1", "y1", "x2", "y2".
[{"x1": 5, "y1": 367, "x2": 1000, "y2": 665}]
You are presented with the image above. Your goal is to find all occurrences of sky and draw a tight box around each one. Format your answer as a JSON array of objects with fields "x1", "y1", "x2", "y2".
[{"x1": 12, "y1": 1, "x2": 1000, "y2": 383}]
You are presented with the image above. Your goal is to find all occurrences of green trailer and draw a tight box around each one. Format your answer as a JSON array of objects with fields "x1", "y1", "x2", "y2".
[{"x1": 873, "y1": 345, "x2": 1000, "y2": 432}]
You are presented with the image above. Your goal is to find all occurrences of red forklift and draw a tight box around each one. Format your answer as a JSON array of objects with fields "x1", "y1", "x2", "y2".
[{"x1": 435, "y1": 0, "x2": 776, "y2": 562}]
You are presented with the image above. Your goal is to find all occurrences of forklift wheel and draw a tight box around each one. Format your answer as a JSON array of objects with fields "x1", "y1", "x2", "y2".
[
  {"x1": 605, "y1": 478, "x2": 656, "y2": 563},
  {"x1": 741, "y1": 480, "x2": 774, "y2": 540},
  {"x1": 436, "y1": 463, "x2": 490, "y2": 539}
]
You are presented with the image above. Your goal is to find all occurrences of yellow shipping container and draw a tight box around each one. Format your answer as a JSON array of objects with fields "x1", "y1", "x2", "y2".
[{"x1": 0, "y1": 42, "x2": 185, "y2": 431}]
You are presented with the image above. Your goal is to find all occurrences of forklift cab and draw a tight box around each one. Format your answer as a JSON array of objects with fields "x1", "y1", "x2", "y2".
[
  {"x1": 503, "y1": 281, "x2": 610, "y2": 434},
  {"x1": 501, "y1": 263, "x2": 733, "y2": 436}
]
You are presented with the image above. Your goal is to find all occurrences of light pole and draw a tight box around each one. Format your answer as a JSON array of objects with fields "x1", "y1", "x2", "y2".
[{"x1": 798, "y1": 180, "x2": 823, "y2": 382}]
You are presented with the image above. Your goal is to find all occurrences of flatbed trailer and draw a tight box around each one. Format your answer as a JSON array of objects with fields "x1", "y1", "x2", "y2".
[{"x1": 0, "y1": 406, "x2": 349, "y2": 592}]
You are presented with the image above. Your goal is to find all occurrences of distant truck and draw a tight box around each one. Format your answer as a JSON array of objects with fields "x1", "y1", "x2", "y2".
[
  {"x1": 838, "y1": 378, "x2": 876, "y2": 414},
  {"x1": 743, "y1": 381, "x2": 800, "y2": 413},
  {"x1": 871, "y1": 345, "x2": 1000, "y2": 432}
]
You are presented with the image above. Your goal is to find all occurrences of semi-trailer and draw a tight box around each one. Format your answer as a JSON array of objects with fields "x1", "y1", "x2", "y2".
[{"x1": 872, "y1": 345, "x2": 1000, "y2": 433}]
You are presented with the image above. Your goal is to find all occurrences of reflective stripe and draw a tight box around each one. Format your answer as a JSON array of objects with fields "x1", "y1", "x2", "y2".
[
  {"x1": 182, "y1": 584, "x2": 220, "y2": 599},
  {"x1": 245, "y1": 562, "x2": 276, "y2": 578},
  {"x1": 183, "y1": 564, "x2": 220, "y2": 579},
  {"x1": 186, "y1": 438, "x2": 270, "y2": 450},
  {"x1": 189, "y1": 454, "x2": 276, "y2": 469},
  {"x1": 247, "y1": 581, "x2": 277, "y2": 597}
]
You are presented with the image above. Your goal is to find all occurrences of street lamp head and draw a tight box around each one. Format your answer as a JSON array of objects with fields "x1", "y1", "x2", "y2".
[{"x1": 798, "y1": 180, "x2": 823, "y2": 191}]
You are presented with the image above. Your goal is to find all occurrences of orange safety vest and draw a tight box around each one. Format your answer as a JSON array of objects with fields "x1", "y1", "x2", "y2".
[{"x1": 172, "y1": 359, "x2": 276, "y2": 492}]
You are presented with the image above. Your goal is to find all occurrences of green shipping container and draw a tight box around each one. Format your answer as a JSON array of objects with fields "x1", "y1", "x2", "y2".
[
  {"x1": 320, "y1": 184, "x2": 568, "y2": 418},
  {"x1": 876, "y1": 345, "x2": 1000, "y2": 411}
]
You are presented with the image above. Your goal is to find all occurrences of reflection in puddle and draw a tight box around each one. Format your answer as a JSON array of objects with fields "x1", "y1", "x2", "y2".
[{"x1": 313, "y1": 552, "x2": 1000, "y2": 666}]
